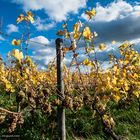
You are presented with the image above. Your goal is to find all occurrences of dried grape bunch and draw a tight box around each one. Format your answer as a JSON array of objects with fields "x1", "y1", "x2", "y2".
[
  {"x1": 0, "y1": 114, "x2": 6, "y2": 124},
  {"x1": 7, "y1": 113, "x2": 24, "y2": 133}
]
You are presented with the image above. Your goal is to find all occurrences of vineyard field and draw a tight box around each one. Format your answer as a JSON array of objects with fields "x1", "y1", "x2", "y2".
[{"x1": 0, "y1": 1, "x2": 140, "y2": 140}]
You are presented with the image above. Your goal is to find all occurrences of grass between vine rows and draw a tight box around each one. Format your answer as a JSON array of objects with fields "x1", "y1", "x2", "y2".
[{"x1": 0, "y1": 92, "x2": 140, "y2": 140}]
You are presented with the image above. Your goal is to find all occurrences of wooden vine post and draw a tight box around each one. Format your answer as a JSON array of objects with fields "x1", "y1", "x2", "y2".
[{"x1": 56, "y1": 38, "x2": 66, "y2": 140}]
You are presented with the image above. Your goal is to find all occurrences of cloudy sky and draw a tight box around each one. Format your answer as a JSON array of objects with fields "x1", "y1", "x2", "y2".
[{"x1": 0, "y1": 0, "x2": 140, "y2": 69}]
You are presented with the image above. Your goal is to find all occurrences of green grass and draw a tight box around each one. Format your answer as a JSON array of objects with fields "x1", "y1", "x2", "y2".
[
  {"x1": 0, "y1": 92, "x2": 140, "y2": 140},
  {"x1": 66, "y1": 102, "x2": 140, "y2": 140}
]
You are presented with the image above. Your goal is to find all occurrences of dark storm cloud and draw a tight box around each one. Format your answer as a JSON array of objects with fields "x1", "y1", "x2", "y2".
[{"x1": 91, "y1": 13, "x2": 140, "y2": 44}]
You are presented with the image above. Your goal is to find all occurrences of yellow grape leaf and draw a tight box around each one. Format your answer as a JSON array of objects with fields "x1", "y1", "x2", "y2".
[
  {"x1": 17, "y1": 14, "x2": 24, "y2": 24},
  {"x1": 133, "y1": 73, "x2": 138, "y2": 79},
  {"x1": 99, "y1": 43, "x2": 106, "y2": 50},
  {"x1": 112, "y1": 77, "x2": 117, "y2": 85},
  {"x1": 1, "y1": 76, "x2": 6, "y2": 83},
  {"x1": 62, "y1": 23, "x2": 67, "y2": 28},
  {"x1": 93, "y1": 31, "x2": 98, "y2": 37},
  {"x1": 109, "y1": 54, "x2": 114, "y2": 61},
  {"x1": 12, "y1": 49, "x2": 24, "y2": 61},
  {"x1": 83, "y1": 58, "x2": 93, "y2": 67},
  {"x1": 62, "y1": 47, "x2": 70, "y2": 53},
  {"x1": 27, "y1": 11, "x2": 34, "y2": 17},
  {"x1": 119, "y1": 41, "x2": 130, "y2": 49},
  {"x1": 113, "y1": 94, "x2": 121, "y2": 103},
  {"x1": 56, "y1": 30, "x2": 65, "y2": 36},
  {"x1": 18, "y1": 91, "x2": 25, "y2": 97},
  {"x1": 103, "y1": 114, "x2": 109, "y2": 120},
  {"x1": 73, "y1": 22, "x2": 80, "y2": 33},
  {"x1": 73, "y1": 22, "x2": 81, "y2": 39},
  {"x1": 113, "y1": 65, "x2": 118, "y2": 71},
  {"x1": 123, "y1": 60, "x2": 129, "y2": 65},
  {"x1": 65, "y1": 32, "x2": 70, "y2": 39},
  {"x1": 110, "y1": 117, "x2": 115, "y2": 128},
  {"x1": 73, "y1": 32, "x2": 80, "y2": 39},
  {"x1": 25, "y1": 68, "x2": 30, "y2": 74},
  {"x1": 112, "y1": 40, "x2": 116, "y2": 44},
  {"x1": 26, "y1": 15, "x2": 35, "y2": 23},
  {"x1": 86, "y1": 47, "x2": 93, "y2": 53},
  {"x1": 124, "y1": 82, "x2": 129, "y2": 91},
  {"x1": 88, "y1": 62, "x2": 94, "y2": 67},
  {"x1": 122, "y1": 71, "x2": 126, "y2": 77},
  {"x1": 133, "y1": 91, "x2": 139, "y2": 98},
  {"x1": 131, "y1": 49, "x2": 135, "y2": 55},
  {"x1": 83, "y1": 58, "x2": 89, "y2": 65},
  {"x1": 26, "y1": 11, "x2": 34, "y2": 23},
  {"x1": 12, "y1": 39, "x2": 21, "y2": 46},
  {"x1": 69, "y1": 40, "x2": 77, "y2": 50},
  {"x1": 10, "y1": 87, "x2": 15, "y2": 93},
  {"x1": 118, "y1": 59, "x2": 123, "y2": 64},
  {"x1": 6, "y1": 82, "x2": 12, "y2": 89},
  {"x1": 83, "y1": 26, "x2": 93, "y2": 40},
  {"x1": 71, "y1": 61, "x2": 76, "y2": 65},
  {"x1": 85, "y1": 8, "x2": 96, "y2": 19},
  {"x1": 113, "y1": 87, "x2": 120, "y2": 93}
]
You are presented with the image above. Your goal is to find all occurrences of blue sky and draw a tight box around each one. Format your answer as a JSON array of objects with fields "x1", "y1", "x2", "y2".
[{"x1": 0, "y1": 0, "x2": 140, "y2": 69}]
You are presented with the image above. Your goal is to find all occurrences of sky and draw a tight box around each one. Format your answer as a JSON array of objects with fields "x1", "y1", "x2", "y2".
[{"x1": 0, "y1": 0, "x2": 140, "y2": 70}]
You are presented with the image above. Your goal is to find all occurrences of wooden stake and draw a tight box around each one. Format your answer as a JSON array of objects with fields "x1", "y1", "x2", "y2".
[{"x1": 56, "y1": 38, "x2": 66, "y2": 140}]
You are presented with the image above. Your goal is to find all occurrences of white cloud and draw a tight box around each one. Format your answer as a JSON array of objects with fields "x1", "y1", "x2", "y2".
[
  {"x1": 81, "y1": 0, "x2": 140, "y2": 45},
  {"x1": 130, "y1": 38, "x2": 140, "y2": 44},
  {"x1": 81, "y1": 13, "x2": 88, "y2": 21},
  {"x1": 29, "y1": 36, "x2": 74, "y2": 69},
  {"x1": 30, "y1": 35, "x2": 50, "y2": 50},
  {"x1": 134, "y1": 2, "x2": 140, "y2": 5},
  {"x1": 82, "y1": 0, "x2": 139, "y2": 22},
  {"x1": 11, "y1": 0, "x2": 140, "y2": 69},
  {"x1": 130, "y1": 38, "x2": 140, "y2": 52},
  {"x1": 94, "y1": 0, "x2": 133, "y2": 22},
  {"x1": 7, "y1": 24, "x2": 19, "y2": 34},
  {"x1": 100, "y1": 61, "x2": 112, "y2": 70},
  {"x1": 29, "y1": 36, "x2": 56, "y2": 69},
  {"x1": 0, "y1": 35, "x2": 5, "y2": 41},
  {"x1": 31, "y1": 36, "x2": 50, "y2": 44},
  {"x1": 13, "y1": 0, "x2": 86, "y2": 22},
  {"x1": 29, "y1": 36, "x2": 140, "y2": 70},
  {"x1": 34, "y1": 17, "x2": 55, "y2": 31},
  {"x1": 82, "y1": 0, "x2": 140, "y2": 22},
  {"x1": 80, "y1": 0, "x2": 140, "y2": 54},
  {"x1": 64, "y1": 57, "x2": 72, "y2": 65},
  {"x1": 36, "y1": 22, "x2": 55, "y2": 31}
]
